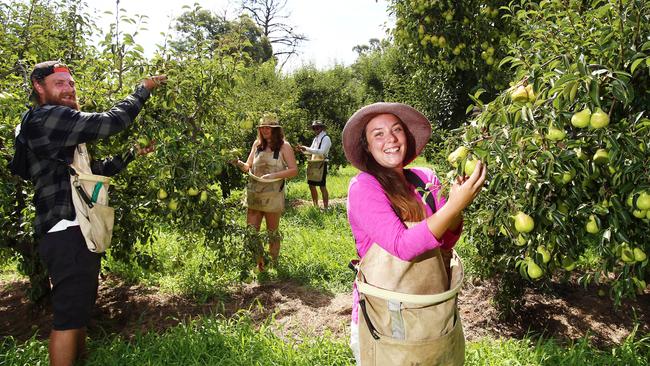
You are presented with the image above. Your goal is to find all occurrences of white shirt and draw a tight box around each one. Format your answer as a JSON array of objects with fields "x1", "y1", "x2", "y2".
[
  {"x1": 304, "y1": 131, "x2": 331, "y2": 158},
  {"x1": 48, "y1": 218, "x2": 79, "y2": 233}
]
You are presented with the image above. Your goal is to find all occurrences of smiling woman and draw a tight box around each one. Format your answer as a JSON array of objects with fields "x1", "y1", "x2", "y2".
[{"x1": 342, "y1": 102, "x2": 486, "y2": 365}]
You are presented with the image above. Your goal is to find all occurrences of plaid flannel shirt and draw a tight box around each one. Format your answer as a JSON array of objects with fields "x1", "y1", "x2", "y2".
[{"x1": 23, "y1": 85, "x2": 151, "y2": 237}]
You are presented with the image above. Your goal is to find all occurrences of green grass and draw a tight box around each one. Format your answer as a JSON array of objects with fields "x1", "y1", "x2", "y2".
[
  {"x1": 1, "y1": 312, "x2": 353, "y2": 366},
  {"x1": 286, "y1": 163, "x2": 358, "y2": 201},
  {"x1": 3, "y1": 322, "x2": 648, "y2": 366},
  {"x1": 465, "y1": 330, "x2": 650, "y2": 366},
  {"x1": 260, "y1": 203, "x2": 357, "y2": 292}
]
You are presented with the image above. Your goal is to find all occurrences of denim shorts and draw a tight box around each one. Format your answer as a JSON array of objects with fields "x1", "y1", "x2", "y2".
[{"x1": 38, "y1": 226, "x2": 101, "y2": 330}]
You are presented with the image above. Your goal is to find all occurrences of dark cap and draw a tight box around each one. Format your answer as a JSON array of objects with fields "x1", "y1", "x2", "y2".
[
  {"x1": 29, "y1": 61, "x2": 71, "y2": 102},
  {"x1": 30, "y1": 61, "x2": 71, "y2": 81}
]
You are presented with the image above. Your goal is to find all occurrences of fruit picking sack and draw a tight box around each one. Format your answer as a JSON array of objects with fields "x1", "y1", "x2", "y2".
[
  {"x1": 306, "y1": 160, "x2": 326, "y2": 182},
  {"x1": 69, "y1": 144, "x2": 114, "y2": 253}
]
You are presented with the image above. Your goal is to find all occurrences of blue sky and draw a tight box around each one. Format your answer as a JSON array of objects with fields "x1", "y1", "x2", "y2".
[{"x1": 83, "y1": 0, "x2": 394, "y2": 72}]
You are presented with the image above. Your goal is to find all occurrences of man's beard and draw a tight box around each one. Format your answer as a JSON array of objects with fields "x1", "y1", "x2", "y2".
[{"x1": 43, "y1": 91, "x2": 79, "y2": 110}]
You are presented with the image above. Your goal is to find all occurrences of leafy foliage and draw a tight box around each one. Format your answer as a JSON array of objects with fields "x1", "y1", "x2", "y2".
[{"x1": 444, "y1": 0, "x2": 650, "y2": 314}]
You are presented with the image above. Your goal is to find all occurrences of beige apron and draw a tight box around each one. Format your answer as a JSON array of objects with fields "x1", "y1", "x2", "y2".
[
  {"x1": 69, "y1": 144, "x2": 114, "y2": 253},
  {"x1": 306, "y1": 156, "x2": 326, "y2": 182},
  {"x1": 356, "y1": 223, "x2": 465, "y2": 366},
  {"x1": 306, "y1": 134, "x2": 328, "y2": 182},
  {"x1": 246, "y1": 149, "x2": 287, "y2": 212}
]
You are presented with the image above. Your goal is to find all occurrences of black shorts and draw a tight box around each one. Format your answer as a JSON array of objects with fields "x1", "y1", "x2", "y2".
[
  {"x1": 38, "y1": 226, "x2": 101, "y2": 330},
  {"x1": 307, "y1": 162, "x2": 328, "y2": 187}
]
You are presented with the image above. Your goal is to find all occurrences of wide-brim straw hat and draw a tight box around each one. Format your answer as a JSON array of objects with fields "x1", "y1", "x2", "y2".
[
  {"x1": 342, "y1": 102, "x2": 432, "y2": 172},
  {"x1": 311, "y1": 120, "x2": 325, "y2": 128},
  {"x1": 258, "y1": 112, "x2": 281, "y2": 128}
]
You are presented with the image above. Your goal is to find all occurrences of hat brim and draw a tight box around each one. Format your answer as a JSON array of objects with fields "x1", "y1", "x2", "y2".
[
  {"x1": 257, "y1": 124, "x2": 282, "y2": 128},
  {"x1": 342, "y1": 102, "x2": 432, "y2": 172}
]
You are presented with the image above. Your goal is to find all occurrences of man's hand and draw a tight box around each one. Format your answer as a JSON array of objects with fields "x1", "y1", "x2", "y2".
[
  {"x1": 135, "y1": 140, "x2": 156, "y2": 155},
  {"x1": 143, "y1": 75, "x2": 167, "y2": 91}
]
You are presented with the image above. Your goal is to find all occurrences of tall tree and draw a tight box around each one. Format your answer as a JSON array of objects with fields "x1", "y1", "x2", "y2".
[
  {"x1": 171, "y1": 5, "x2": 272, "y2": 63},
  {"x1": 240, "y1": 0, "x2": 307, "y2": 69}
]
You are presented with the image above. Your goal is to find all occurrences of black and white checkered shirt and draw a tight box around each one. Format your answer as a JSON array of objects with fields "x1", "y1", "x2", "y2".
[{"x1": 22, "y1": 85, "x2": 151, "y2": 237}]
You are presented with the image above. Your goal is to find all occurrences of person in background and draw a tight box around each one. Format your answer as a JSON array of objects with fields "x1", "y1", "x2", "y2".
[
  {"x1": 20, "y1": 60, "x2": 165, "y2": 366},
  {"x1": 342, "y1": 102, "x2": 486, "y2": 365},
  {"x1": 297, "y1": 120, "x2": 331, "y2": 209},
  {"x1": 233, "y1": 113, "x2": 298, "y2": 271}
]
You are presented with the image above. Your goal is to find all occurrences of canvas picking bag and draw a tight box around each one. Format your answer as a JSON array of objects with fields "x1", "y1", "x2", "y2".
[
  {"x1": 69, "y1": 144, "x2": 114, "y2": 253},
  {"x1": 306, "y1": 159, "x2": 326, "y2": 182},
  {"x1": 246, "y1": 149, "x2": 287, "y2": 213},
  {"x1": 355, "y1": 245, "x2": 465, "y2": 366}
]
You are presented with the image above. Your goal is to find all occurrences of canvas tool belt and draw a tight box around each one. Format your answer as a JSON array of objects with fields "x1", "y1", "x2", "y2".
[
  {"x1": 246, "y1": 149, "x2": 286, "y2": 213},
  {"x1": 69, "y1": 144, "x2": 114, "y2": 253}
]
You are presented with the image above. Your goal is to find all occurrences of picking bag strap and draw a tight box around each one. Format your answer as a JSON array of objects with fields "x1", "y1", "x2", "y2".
[
  {"x1": 355, "y1": 258, "x2": 463, "y2": 306},
  {"x1": 72, "y1": 174, "x2": 94, "y2": 208},
  {"x1": 404, "y1": 169, "x2": 436, "y2": 213}
]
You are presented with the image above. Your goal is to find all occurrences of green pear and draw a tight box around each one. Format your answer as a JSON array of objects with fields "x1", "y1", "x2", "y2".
[
  {"x1": 593, "y1": 149, "x2": 609, "y2": 165},
  {"x1": 168, "y1": 199, "x2": 179, "y2": 211},
  {"x1": 570, "y1": 108, "x2": 591, "y2": 128},
  {"x1": 200, "y1": 190, "x2": 208, "y2": 202},
  {"x1": 187, "y1": 187, "x2": 199, "y2": 196},
  {"x1": 525, "y1": 85, "x2": 535, "y2": 102},
  {"x1": 636, "y1": 192, "x2": 650, "y2": 210},
  {"x1": 585, "y1": 215, "x2": 599, "y2": 234},
  {"x1": 536, "y1": 245, "x2": 551, "y2": 264},
  {"x1": 157, "y1": 188, "x2": 168, "y2": 200},
  {"x1": 561, "y1": 256, "x2": 576, "y2": 271},
  {"x1": 464, "y1": 158, "x2": 478, "y2": 176},
  {"x1": 527, "y1": 260, "x2": 543, "y2": 280},
  {"x1": 447, "y1": 146, "x2": 469, "y2": 166},
  {"x1": 516, "y1": 234, "x2": 527, "y2": 246},
  {"x1": 510, "y1": 86, "x2": 529, "y2": 103},
  {"x1": 514, "y1": 211, "x2": 535, "y2": 233},
  {"x1": 590, "y1": 108, "x2": 610, "y2": 129},
  {"x1": 547, "y1": 126, "x2": 566, "y2": 141},
  {"x1": 633, "y1": 247, "x2": 647, "y2": 262},
  {"x1": 621, "y1": 245, "x2": 636, "y2": 263},
  {"x1": 632, "y1": 209, "x2": 647, "y2": 219},
  {"x1": 438, "y1": 36, "x2": 447, "y2": 47}
]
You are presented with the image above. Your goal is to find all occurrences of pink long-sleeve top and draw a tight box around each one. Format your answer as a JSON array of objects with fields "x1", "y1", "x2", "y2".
[{"x1": 347, "y1": 167, "x2": 462, "y2": 323}]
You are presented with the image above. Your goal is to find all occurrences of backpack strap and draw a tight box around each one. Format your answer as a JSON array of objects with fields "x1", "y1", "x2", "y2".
[
  {"x1": 317, "y1": 133, "x2": 328, "y2": 149},
  {"x1": 404, "y1": 169, "x2": 436, "y2": 214}
]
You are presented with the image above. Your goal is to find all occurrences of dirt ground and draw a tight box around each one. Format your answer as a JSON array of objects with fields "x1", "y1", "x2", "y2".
[{"x1": 1, "y1": 274, "x2": 648, "y2": 347}]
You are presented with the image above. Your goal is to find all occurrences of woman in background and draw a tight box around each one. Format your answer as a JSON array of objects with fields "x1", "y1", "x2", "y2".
[{"x1": 233, "y1": 113, "x2": 297, "y2": 271}]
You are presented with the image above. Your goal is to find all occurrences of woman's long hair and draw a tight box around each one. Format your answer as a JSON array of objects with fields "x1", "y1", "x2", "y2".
[
  {"x1": 257, "y1": 127, "x2": 285, "y2": 152},
  {"x1": 361, "y1": 119, "x2": 425, "y2": 222}
]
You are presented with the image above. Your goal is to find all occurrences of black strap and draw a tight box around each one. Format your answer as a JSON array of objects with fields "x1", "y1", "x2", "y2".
[
  {"x1": 404, "y1": 169, "x2": 436, "y2": 213},
  {"x1": 255, "y1": 148, "x2": 280, "y2": 160},
  {"x1": 359, "y1": 299, "x2": 381, "y2": 340},
  {"x1": 316, "y1": 134, "x2": 328, "y2": 149}
]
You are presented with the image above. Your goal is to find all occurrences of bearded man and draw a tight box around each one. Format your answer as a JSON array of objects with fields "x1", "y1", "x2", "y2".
[{"x1": 19, "y1": 60, "x2": 165, "y2": 366}]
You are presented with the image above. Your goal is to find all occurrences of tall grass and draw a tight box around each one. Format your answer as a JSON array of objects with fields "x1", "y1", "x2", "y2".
[
  {"x1": 4, "y1": 322, "x2": 648, "y2": 366},
  {"x1": 1, "y1": 312, "x2": 353, "y2": 366}
]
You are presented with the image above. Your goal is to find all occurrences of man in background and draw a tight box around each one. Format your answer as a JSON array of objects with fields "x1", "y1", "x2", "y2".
[{"x1": 297, "y1": 120, "x2": 331, "y2": 209}]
